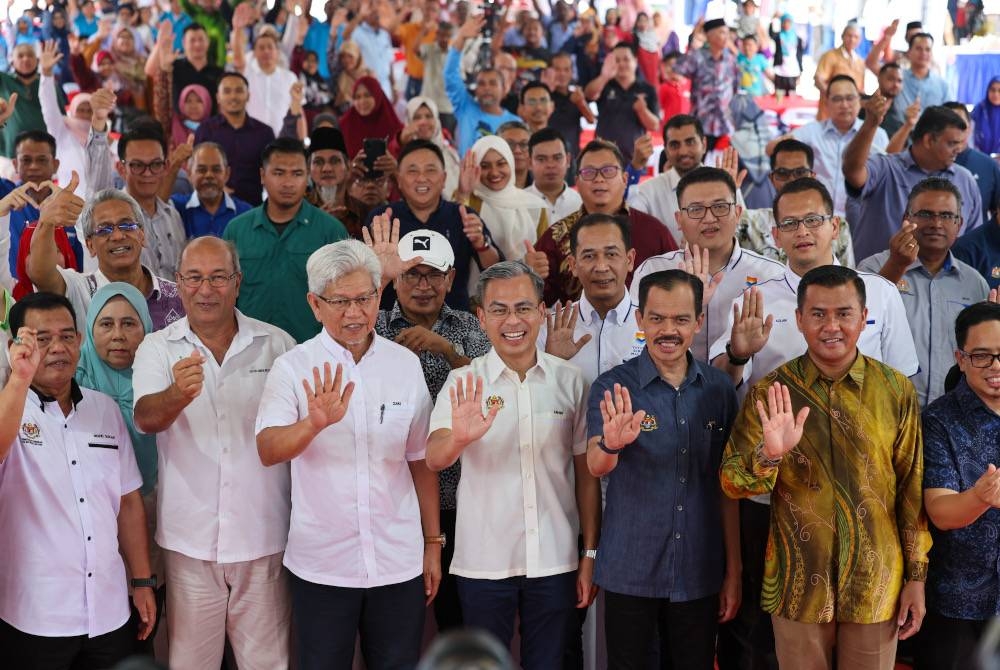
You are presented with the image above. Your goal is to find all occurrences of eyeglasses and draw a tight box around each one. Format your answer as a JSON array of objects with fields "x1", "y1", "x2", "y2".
[
  {"x1": 680, "y1": 202, "x2": 736, "y2": 220},
  {"x1": 176, "y1": 272, "x2": 239, "y2": 288},
  {"x1": 314, "y1": 289, "x2": 379, "y2": 312},
  {"x1": 91, "y1": 221, "x2": 142, "y2": 237},
  {"x1": 909, "y1": 209, "x2": 961, "y2": 225},
  {"x1": 485, "y1": 304, "x2": 539, "y2": 319},
  {"x1": 829, "y1": 94, "x2": 859, "y2": 105},
  {"x1": 772, "y1": 167, "x2": 813, "y2": 181},
  {"x1": 775, "y1": 214, "x2": 832, "y2": 233},
  {"x1": 400, "y1": 270, "x2": 448, "y2": 287},
  {"x1": 522, "y1": 98, "x2": 551, "y2": 107},
  {"x1": 124, "y1": 159, "x2": 167, "y2": 175},
  {"x1": 959, "y1": 350, "x2": 1000, "y2": 368},
  {"x1": 577, "y1": 165, "x2": 621, "y2": 181},
  {"x1": 506, "y1": 140, "x2": 530, "y2": 152}
]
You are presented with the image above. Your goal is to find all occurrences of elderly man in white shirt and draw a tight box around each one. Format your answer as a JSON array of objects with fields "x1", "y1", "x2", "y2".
[
  {"x1": 255, "y1": 237, "x2": 441, "y2": 670},
  {"x1": 132, "y1": 236, "x2": 295, "y2": 670},
  {"x1": 630, "y1": 167, "x2": 785, "y2": 362},
  {"x1": 427, "y1": 260, "x2": 601, "y2": 670},
  {"x1": 0, "y1": 292, "x2": 155, "y2": 668}
]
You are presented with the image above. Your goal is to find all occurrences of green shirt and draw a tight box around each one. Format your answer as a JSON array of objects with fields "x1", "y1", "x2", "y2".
[
  {"x1": 0, "y1": 72, "x2": 66, "y2": 158},
  {"x1": 720, "y1": 353, "x2": 931, "y2": 625},
  {"x1": 223, "y1": 200, "x2": 347, "y2": 343}
]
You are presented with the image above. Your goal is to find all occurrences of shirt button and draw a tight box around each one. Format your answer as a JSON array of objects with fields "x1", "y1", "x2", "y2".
[
  {"x1": 674, "y1": 532, "x2": 681, "y2": 539},
  {"x1": 676, "y1": 505, "x2": 684, "y2": 511},
  {"x1": 79, "y1": 497, "x2": 85, "y2": 503},
  {"x1": 680, "y1": 448, "x2": 687, "y2": 455},
  {"x1": 87, "y1": 572, "x2": 92, "y2": 577},
  {"x1": 71, "y1": 460, "x2": 77, "y2": 465},
  {"x1": 679, "y1": 418, "x2": 686, "y2": 424},
  {"x1": 87, "y1": 536, "x2": 92, "y2": 541},
  {"x1": 679, "y1": 477, "x2": 686, "y2": 484}
]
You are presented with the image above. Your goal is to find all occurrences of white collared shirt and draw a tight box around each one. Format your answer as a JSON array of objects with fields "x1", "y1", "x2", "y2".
[
  {"x1": 244, "y1": 58, "x2": 298, "y2": 136},
  {"x1": 0, "y1": 386, "x2": 142, "y2": 637},
  {"x1": 537, "y1": 292, "x2": 644, "y2": 386},
  {"x1": 184, "y1": 190, "x2": 240, "y2": 213},
  {"x1": 132, "y1": 311, "x2": 296, "y2": 563},
  {"x1": 792, "y1": 118, "x2": 889, "y2": 216},
  {"x1": 430, "y1": 349, "x2": 588, "y2": 579},
  {"x1": 629, "y1": 241, "x2": 786, "y2": 362},
  {"x1": 627, "y1": 167, "x2": 747, "y2": 243},
  {"x1": 707, "y1": 264, "x2": 920, "y2": 400},
  {"x1": 255, "y1": 330, "x2": 432, "y2": 588},
  {"x1": 525, "y1": 182, "x2": 583, "y2": 229}
]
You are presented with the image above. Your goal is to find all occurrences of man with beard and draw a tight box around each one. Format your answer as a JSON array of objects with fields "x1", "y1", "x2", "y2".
[
  {"x1": 0, "y1": 43, "x2": 67, "y2": 158},
  {"x1": 171, "y1": 142, "x2": 251, "y2": 238},
  {"x1": 305, "y1": 127, "x2": 349, "y2": 217}
]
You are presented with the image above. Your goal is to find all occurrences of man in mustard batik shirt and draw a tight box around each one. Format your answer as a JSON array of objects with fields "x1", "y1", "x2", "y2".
[{"x1": 720, "y1": 264, "x2": 931, "y2": 670}]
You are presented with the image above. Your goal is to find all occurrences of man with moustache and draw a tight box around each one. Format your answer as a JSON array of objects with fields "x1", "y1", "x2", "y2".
[
  {"x1": 171, "y1": 142, "x2": 251, "y2": 238},
  {"x1": 0, "y1": 43, "x2": 67, "y2": 157},
  {"x1": 305, "y1": 127, "x2": 349, "y2": 216}
]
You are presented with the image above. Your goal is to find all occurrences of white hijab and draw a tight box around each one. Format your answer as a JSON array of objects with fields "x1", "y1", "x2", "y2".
[
  {"x1": 470, "y1": 135, "x2": 547, "y2": 265},
  {"x1": 406, "y1": 96, "x2": 460, "y2": 198}
]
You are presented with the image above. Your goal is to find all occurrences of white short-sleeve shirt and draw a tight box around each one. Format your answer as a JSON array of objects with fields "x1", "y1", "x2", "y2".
[
  {"x1": 255, "y1": 330, "x2": 432, "y2": 588},
  {"x1": 525, "y1": 183, "x2": 583, "y2": 229},
  {"x1": 430, "y1": 349, "x2": 588, "y2": 580},
  {"x1": 0, "y1": 384, "x2": 142, "y2": 637},
  {"x1": 629, "y1": 241, "x2": 786, "y2": 362},
  {"x1": 132, "y1": 311, "x2": 296, "y2": 563}
]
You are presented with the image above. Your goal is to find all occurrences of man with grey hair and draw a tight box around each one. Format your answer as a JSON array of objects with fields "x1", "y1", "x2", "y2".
[
  {"x1": 255, "y1": 236, "x2": 441, "y2": 669},
  {"x1": 170, "y1": 142, "x2": 252, "y2": 238},
  {"x1": 132, "y1": 235, "x2": 296, "y2": 669},
  {"x1": 427, "y1": 260, "x2": 600, "y2": 669},
  {"x1": 27, "y1": 185, "x2": 185, "y2": 331}
]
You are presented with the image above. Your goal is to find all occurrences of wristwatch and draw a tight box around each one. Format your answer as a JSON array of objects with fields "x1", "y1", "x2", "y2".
[
  {"x1": 131, "y1": 575, "x2": 157, "y2": 590},
  {"x1": 451, "y1": 342, "x2": 465, "y2": 358},
  {"x1": 425, "y1": 534, "x2": 447, "y2": 548},
  {"x1": 581, "y1": 548, "x2": 597, "y2": 560},
  {"x1": 597, "y1": 436, "x2": 623, "y2": 455},
  {"x1": 726, "y1": 343, "x2": 751, "y2": 366}
]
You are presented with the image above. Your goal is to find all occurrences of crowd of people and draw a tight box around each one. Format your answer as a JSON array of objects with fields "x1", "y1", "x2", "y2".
[{"x1": 2, "y1": 1, "x2": 1000, "y2": 670}]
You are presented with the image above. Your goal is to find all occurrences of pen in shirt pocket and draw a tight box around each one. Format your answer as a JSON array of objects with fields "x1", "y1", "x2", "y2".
[{"x1": 379, "y1": 403, "x2": 385, "y2": 424}]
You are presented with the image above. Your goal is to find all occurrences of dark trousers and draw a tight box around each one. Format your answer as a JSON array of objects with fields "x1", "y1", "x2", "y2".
[
  {"x1": 913, "y1": 610, "x2": 988, "y2": 670},
  {"x1": 433, "y1": 509, "x2": 463, "y2": 631},
  {"x1": 405, "y1": 77, "x2": 423, "y2": 100},
  {"x1": 604, "y1": 591, "x2": 718, "y2": 670},
  {"x1": 717, "y1": 499, "x2": 778, "y2": 670},
  {"x1": 290, "y1": 573, "x2": 425, "y2": 670},
  {"x1": 457, "y1": 571, "x2": 577, "y2": 670},
  {"x1": 0, "y1": 617, "x2": 135, "y2": 670}
]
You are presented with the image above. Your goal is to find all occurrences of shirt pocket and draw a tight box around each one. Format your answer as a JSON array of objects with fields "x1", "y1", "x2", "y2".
[
  {"x1": 695, "y1": 420, "x2": 726, "y2": 475},
  {"x1": 373, "y1": 403, "x2": 415, "y2": 462},
  {"x1": 533, "y1": 408, "x2": 575, "y2": 454}
]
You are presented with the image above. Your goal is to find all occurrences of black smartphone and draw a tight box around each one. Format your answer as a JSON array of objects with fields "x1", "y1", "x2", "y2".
[{"x1": 363, "y1": 137, "x2": 387, "y2": 178}]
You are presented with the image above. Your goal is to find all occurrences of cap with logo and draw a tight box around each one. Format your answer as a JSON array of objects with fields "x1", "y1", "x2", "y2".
[{"x1": 398, "y1": 229, "x2": 455, "y2": 271}]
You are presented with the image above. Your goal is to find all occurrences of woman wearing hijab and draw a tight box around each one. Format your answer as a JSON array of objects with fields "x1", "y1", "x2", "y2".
[
  {"x1": 82, "y1": 26, "x2": 147, "y2": 111},
  {"x1": 391, "y1": 96, "x2": 460, "y2": 197},
  {"x1": 76, "y1": 282, "x2": 156, "y2": 495},
  {"x1": 338, "y1": 75, "x2": 403, "y2": 158},
  {"x1": 154, "y1": 76, "x2": 212, "y2": 151},
  {"x1": 332, "y1": 41, "x2": 373, "y2": 114},
  {"x1": 42, "y1": 8, "x2": 73, "y2": 84},
  {"x1": 972, "y1": 77, "x2": 1000, "y2": 155},
  {"x1": 456, "y1": 136, "x2": 548, "y2": 290},
  {"x1": 769, "y1": 13, "x2": 803, "y2": 101}
]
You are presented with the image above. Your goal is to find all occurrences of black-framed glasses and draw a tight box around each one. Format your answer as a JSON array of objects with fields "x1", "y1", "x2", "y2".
[
  {"x1": 775, "y1": 214, "x2": 832, "y2": 233},
  {"x1": 578, "y1": 165, "x2": 621, "y2": 181},
  {"x1": 959, "y1": 350, "x2": 1000, "y2": 368},
  {"x1": 400, "y1": 270, "x2": 448, "y2": 287},
  {"x1": 772, "y1": 167, "x2": 813, "y2": 181},
  {"x1": 680, "y1": 202, "x2": 736, "y2": 220},
  {"x1": 124, "y1": 159, "x2": 167, "y2": 175},
  {"x1": 314, "y1": 290, "x2": 379, "y2": 312},
  {"x1": 176, "y1": 272, "x2": 239, "y2": 288},
  {"x1": 909, "y1": 209, "x2": 961, "y2": 225},
  {"x1": 92, "y1": 221, "x2": 142, "y2": 237}
]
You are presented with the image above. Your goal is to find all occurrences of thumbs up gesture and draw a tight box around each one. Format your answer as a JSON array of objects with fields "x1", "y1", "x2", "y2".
[{"x1": 522, "y1": 239, "x2": 549, "y2": 279}]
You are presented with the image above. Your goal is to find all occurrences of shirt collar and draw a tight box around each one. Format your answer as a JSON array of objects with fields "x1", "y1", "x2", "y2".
[
  {"x1": 901, "y1": 149, "x2": 956, "y2": 176},
  {"x1": 251, "y1": 201, "x2": 309, "y2": 230},
  {"x1": 822, "y1": 117, "x2": 862, "y2": 136},
  {"x1": 637, "y1": 348, "x2": 703, "y2": 389},
  {"x1": 907, "y1": 251, "x2": 958, "y2": 276},
  {"x1": 185, "y1": 190, "x2": 237, "y2": 212},
  {"x1": 802, "y1": 350, "x2": 866, "y2": 388},
  {"x1": 30, "y1": 379, "x2": 84, "y2": 412},
  {"x1": 578, "y1": 291, "x2": 633, "y2": 326},
  {"x1": 783, "y1": 255, "x2": 840, "y2": 288},
  {"x1": 94, "y1": 266, "x2": 162, "y2": 299},
  {"x1": 484, "y1": 346, "x2": 548, "y2": 383}
]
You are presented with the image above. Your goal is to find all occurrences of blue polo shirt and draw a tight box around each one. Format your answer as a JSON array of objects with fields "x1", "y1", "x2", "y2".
[
  {"x1": 956, "y1": 146, "x2": 1000, "y2": 227},
  {"x1": 171, "y1": 191, "x2": 252, "y2": 239},
  {"x1": 923, "y1": 378, "x2": 1000, "y2": 620},
  {"x1": 952, "y1": 221, "x2": 1000, "y2": 289},
  {"x1": 586, "y1": 350, "x2": 738, "y2": 600},
  {"x1": 366, "y1": 199, "x2": 499, "y2": 312},
  {"x1": 444, "y1": 48, "x2": 523, "y2": 157}
]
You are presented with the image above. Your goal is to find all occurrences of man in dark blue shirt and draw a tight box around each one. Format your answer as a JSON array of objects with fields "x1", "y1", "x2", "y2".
[
  {"x1": 365, "y1": 139, "x2": 501, "y2": 311},
  {"x1": 172, "y1": 142, "x2": 251, "y2": 238},
  {"x1": 920, "y1": 301, "x2": 1000, "y2": 670},
  {"x1": 586, "y1": 268, "x2": 740, "y2": 669},
  {"x1": 945, "y1": 102, "x2": 1000, "y2": 227}
]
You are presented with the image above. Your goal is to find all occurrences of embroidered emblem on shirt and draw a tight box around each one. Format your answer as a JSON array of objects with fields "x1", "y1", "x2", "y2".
[
  {"x1": 993, "y1": 266, "x2": 1000, "y2": 279},
  {"x1": 639, "y1": 414, "x2": 658, "y2": 432},
  {"x1": 897, "y1": 279, "x2": 910, "y2": 293},
  {"x1": 485, "y1": 395, "x2": 505, "y2": 411},
  {"x1": 630, "y1": 331, "x2": 647, "y2": 358},
  {"x1": 745, "y1": 276, "x2": 758, "y2": 287},
  {"x1": 20, "y1": 422, "x2": 41, "y2": 444}
]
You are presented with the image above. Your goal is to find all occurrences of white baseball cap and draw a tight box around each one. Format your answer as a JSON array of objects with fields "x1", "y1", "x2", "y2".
[{"x1": 398, "y1": 229, "x2": 455, "y2": 271}]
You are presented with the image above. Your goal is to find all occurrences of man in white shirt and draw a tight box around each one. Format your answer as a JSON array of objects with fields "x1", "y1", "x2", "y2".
[
  {"x1": 0, "y1": 292, "x2": 155, "y2": 669},
  {"x1": 526, "y1": 128, "x2": 582, "y2": 228},
  {"x1": 255, "y1": 238, "x2": 440, "y2": 669},
  {"x1": 427, "y1": 260, "x2": 601, "y2": 669},
  {"x1": 132, "y1": 236, "x2": 296, "y2": 670},
  {"x1": 630, "y1": 167, "x2": 785, "y2": 362},
  {"x1": 709, "y1": 177, "x2": 918, "y2": 670},
  {"x1": 628, "y1": 115, "x2": 743, "y2": 243}
]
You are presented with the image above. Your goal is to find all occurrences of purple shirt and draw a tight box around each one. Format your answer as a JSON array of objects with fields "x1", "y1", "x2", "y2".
[
  {"x1": 195, "y1": 115, "x2": 275, "y2": 206},
  {"x1": 675, "y1": 47, "x2": 740, "y2": 137}
]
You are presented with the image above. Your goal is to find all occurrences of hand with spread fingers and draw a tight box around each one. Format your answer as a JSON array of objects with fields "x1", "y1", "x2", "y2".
[
  {"x1": 680, "y1": 243, "x2": 723, "y2": 306},
  {"x1": 545, "y1": 300, "x2": 592, "y2": 360},
  {"x1": 599, "y1": 383, "x2": 645, "y2": 452},
  {"x1": 756, "y1": 381, "x2": 810, "y2": 461},
  {"x1": 729, "y1": 286, "x2": 773, "y2": 361},
  {"x1": 715, "y1": 146, "x2": 747, "y2": 189},
  {"x1": 362, "y1": 208, "x2": 423, "y2": 283},
  {"x1": 302, "y1": 362, "x2": 356, "y2": 431},
  {"x1": 448, "y1": 372, "x2": 500, "y2": 447}
]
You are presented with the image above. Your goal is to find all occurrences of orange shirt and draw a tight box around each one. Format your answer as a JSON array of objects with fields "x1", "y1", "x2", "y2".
[{"x1": 397, "y1": 22, "x2": 436, "y2": 79}]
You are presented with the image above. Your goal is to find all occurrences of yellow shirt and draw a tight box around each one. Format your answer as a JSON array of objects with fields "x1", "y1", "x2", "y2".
[{"x1": 720, "y1": 353, "x2": 931, "y2": 624}]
